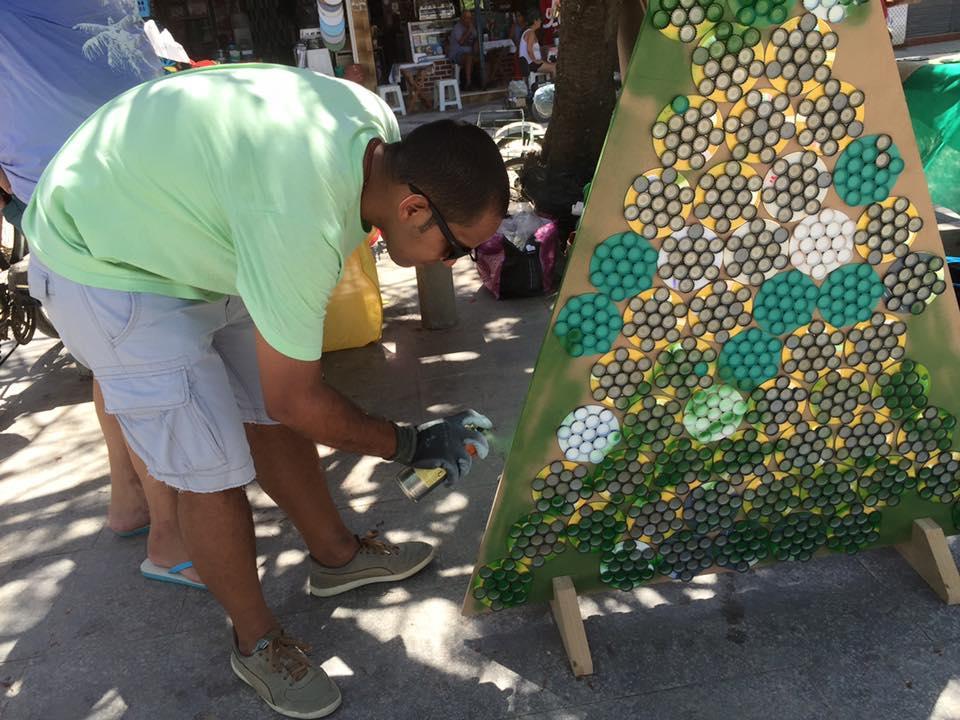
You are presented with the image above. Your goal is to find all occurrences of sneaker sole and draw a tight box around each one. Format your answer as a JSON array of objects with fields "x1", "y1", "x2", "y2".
[
  {"x1": 230, "y1": 655, "x2": 342, "y2": 719},
  {"x1": 307, "y1": 547, "x2": 436, "y2": 598}
]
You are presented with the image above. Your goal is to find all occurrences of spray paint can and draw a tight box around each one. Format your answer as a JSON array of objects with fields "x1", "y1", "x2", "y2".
[{"x1": 397, "y1": 444, "x2": 479, "y2": 502}]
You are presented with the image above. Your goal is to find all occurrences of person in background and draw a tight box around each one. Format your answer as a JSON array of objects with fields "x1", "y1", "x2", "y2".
[
  {"x1": 448, "y1": 9, "x2": 480, "y2": 89},
  {"x1": 509, "y1": 10, "x2": 526, "y2": 51},
  {"x1": 519, "y1": 9, "x2": 557, "y2": 80},
  {"x1": 0, "y1": 0, "x2": 203, "y2": 587}
]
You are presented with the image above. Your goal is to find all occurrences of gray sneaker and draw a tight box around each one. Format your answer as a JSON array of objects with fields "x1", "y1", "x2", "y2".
[
  {"x1": 308, "y1": 531, "x2": 435, "y2": 598},
  {"x1": 230, "y1": 629, "x2": 342, "y2": 718}
]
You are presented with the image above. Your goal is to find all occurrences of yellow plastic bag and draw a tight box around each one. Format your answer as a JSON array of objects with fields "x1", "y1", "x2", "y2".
[{"x1": 322, "y1": 234, "x2": 383, "y2": 352}]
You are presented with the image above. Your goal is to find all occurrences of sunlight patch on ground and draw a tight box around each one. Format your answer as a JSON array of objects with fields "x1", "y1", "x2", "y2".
[
  {"x1": 433, "y1": 491, "x2": 469, "y2": 514},
  {"x1": 419, "y1": 351, "x2": 480, "y2": 365},
  {"x1": 88, "y1": 689, "x2": 128, "y2": 719},
  {"x1": 930, "y1": 679, "x2": 960, "y2": 720},
  {"x1": 483, "y1": 317, "x2": 522, "y2": 342},
  {"x1": 321, "y1": 655, "x2": 354, "y2": 678},
  {"x1": 438, "y1": 563, "x2": 475, "y2": 578}
]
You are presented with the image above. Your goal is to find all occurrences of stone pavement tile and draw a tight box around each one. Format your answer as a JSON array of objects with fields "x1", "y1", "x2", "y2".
[
  {"x1": 0, "y1": 496, "x2": 105, "y2": 568},
  {"x1": 855, "y1": 543, "x2": 960, "y2": 643},
  {"x1": 804, "y1": 639, "x2": 960, "y2": 720},
  {"x1": 509, "y1": 668, "x2": 830, "y2": 720},
  {"x1": 0, "y1": 659, "x2": 29, "y2": 718},
  {"x1": 0, "y1": 535, "x2": 188, "y2": 664}
]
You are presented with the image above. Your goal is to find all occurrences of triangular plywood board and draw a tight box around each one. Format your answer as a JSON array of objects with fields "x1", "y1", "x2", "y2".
[{"x1": 465, "y1": 0, "x2": 960, "y2": 615}]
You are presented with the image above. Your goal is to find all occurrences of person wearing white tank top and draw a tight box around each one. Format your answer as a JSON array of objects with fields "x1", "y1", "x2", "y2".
[{"x1": 519, "y1": 11, "x2": 556, "y2": 79}]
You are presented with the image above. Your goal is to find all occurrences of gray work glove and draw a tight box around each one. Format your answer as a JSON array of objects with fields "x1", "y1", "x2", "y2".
[{"x1": 391, "y1": 410, "x2": 492, "y2": 484}]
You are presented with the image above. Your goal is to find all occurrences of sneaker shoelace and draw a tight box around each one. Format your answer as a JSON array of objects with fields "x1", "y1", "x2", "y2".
[
  {"x1": 357, "y1": 530, "x2": 400, "y2": 555},
  {"x1": 267, "y1": 633, "x2": 313, "y2": 683}
]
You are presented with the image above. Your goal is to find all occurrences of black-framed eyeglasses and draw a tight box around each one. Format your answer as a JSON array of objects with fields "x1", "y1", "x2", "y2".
[{"x1": 409, "y1": 183, "x2": 475, "y2": 261}]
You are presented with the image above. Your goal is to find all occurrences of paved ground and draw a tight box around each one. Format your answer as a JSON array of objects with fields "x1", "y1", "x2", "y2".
[{"x1": 1, "y1": 258, "x2": 960, "y2": 720}]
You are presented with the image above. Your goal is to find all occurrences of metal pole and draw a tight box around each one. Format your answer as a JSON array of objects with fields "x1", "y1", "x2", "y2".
[
  {"x1": 477, "y1": 1, "x2": 486, "y2": 88},
  {"x1": 415, "y1": 263, "x2": 459, "y2": 329}
]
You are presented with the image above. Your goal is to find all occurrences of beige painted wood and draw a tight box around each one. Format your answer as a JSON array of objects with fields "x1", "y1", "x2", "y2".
[
  {"x1": 896, "y1": 518, "x2": 960, "y2": 605},
  {"x1": 549, "y1": 576, "x2": 594, "y2": 676}
]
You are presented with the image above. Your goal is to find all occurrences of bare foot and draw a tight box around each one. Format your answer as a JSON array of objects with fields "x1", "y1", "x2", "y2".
[
  {"x1": 107, "y1": 503, "x2": 150, "y2": 535},
  {"x1": 147, "y1": 524, "x2": 202, "y2": 584}
]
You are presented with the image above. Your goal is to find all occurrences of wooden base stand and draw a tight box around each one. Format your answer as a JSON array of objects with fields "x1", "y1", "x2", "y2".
[
  {"x1": 549, "y1": 576, "x2": 594, "y2": 676},
  {"x1": 896, "y1": 518, "x2": 960, "y2": 605}
]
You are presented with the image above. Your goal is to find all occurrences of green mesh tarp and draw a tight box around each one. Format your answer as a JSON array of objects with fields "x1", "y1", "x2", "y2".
[{"x1": 904, "y1": 60, "x2": 960, "y2": 212}]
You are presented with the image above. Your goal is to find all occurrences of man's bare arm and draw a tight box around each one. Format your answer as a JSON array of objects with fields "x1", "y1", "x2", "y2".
[{"x1": 254, "y1": 329, "x2": 398, "y2": 458}]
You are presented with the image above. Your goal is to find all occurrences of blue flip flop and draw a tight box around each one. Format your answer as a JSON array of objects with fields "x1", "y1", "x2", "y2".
[
  {"x1": 140, "y1": 559, "x2": 207, "y2": 590},
  {"x1": 114, "y1": 524, "x2": 150, "y2": 538}
]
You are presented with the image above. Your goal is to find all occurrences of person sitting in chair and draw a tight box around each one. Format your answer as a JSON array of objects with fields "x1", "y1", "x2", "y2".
[
  {"x1": 519, "y1": 10, "x2": 556, "y2": 81},
  {"x1": 448, "y1": 9, "x2": 480, "y2": 89}
]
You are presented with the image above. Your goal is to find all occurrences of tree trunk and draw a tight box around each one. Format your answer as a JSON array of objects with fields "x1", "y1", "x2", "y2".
[{"x1": 522, "y1": 0, "x2": 623, "y2": 218}]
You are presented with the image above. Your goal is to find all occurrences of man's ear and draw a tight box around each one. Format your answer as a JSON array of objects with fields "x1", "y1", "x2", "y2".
[{"x1": 398, "y1": 192, "x2": 430, "y2": 222}]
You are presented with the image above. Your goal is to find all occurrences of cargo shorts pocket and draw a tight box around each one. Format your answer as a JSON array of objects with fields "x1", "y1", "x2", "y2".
[{"x1": 98, "y1": 367, "x2": 228, "y2": 477}]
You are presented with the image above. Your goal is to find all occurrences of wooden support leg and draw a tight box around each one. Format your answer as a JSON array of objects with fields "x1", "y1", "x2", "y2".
[
  {"x1": 896, "y1": 518, "x2": 960, "y2": 605},
  {"x1": 549, "y1": 576, "x2": 594, "y2": 677}
]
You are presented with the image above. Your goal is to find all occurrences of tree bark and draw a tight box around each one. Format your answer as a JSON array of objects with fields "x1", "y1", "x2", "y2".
[{"x1": 522, "y1": 0, "x2": 624, "y2": 218}]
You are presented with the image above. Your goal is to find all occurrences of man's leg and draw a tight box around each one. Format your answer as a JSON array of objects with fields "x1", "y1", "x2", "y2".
[
  {"x1": 245, "y1": 423, "x2": 359, "y2": 567},
  {"x1": 94, "y1": 380, "x2": 149, "y2": 533},
  {"x1": 177, "y1": 487, "x2": 277, "y2": 653},
  {"x1": 462, "y1": 54, "x2": 474, "y2": 88}
]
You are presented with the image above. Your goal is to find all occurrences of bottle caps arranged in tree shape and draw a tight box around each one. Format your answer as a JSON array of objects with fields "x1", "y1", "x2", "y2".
[
  {"x1": 627, "y1": 490, "x2": 685, "y2": 544},
  {"x1": 770, "y1": 511, "x2": 827, "y2": 561},
  {"x1": 895, "y1": 406, "x2": 956, "y2": 464},
  {"x1": 728, "y1": 0, "x2": 795, "y2": 27},
  {"x1": 725, "y1": 220, "x2": 791, "y2": 287},
  {"x1": 624, "y1": 168, "x2": 696, "y2": 240},
  {"x1": 713, "y1": 428, "x2": 775, "y2": 486},
  {"x1": 882, "y1": 252, "x2": 947, "y2": 315},
  {"x1": 713, "y1": 520, "x2": 771, "y2": 572},
  {"x1": 652, "y1": 338, "x2": 718, "y2": 399},
  {"x1": 651, "y1": 0, "x2": 726, "y2": 42},
  {"x1": 834, "y1": 411, "x2": 896, "y2": 468},
  {"x1": 855, "y1": 197, "x2": 923, "y2": 265},
  {"x1": 762, "y1": 151, "x2": 832, "y2": 222},
  {"x1": 775, "y1": 420, "x2": 835, "y2": 475},
  {"x1": 653, "y1": 438, "x2": 713, "y2": 494},
  {"x1": 691, "y1": 22, "x2": 765, "y2": 103},
  {"x1": 718, "y1": 327, "x2": 782, "y2": 391},
  {"x1": 591, "y1": 448, "x2": 654, "y2": 503},
  {"x1": 682, "y1": 384, "x2": 748, "y2": 442},
  {"x1": 874, "y1": 359, "x2": 930, "y2": 421},
  {"x1": 826, "y1": 506, "x2": 881, "y2": 554},
  {"x1": 809, "y1": 368, "x2": 875, "y2": 424},
  {"x1": 557, "y1": 405, "x2": 622, "y2": 464},
  {"x1": 472, "y1": 559, "x2": 532, "y2": 610},
  {"x1": 553, "y1": 293, "x2": 623, "y2": 357},
  {"x1": 686, "y1": 279, "x2": 754, "y2": 342},
  {"x1": 531, "y1": 461, "x2": 592, "y2": 516},
  {"x1": 622, "y1": 395, "x2": 685, "y2": 455},
  {"x1": 782, "y1": 319, "x2": 845, "y2": 384},
  {"x1": 746, "y1": 376, "x2": 809, "y2": 438},
  {"x1": 789, "y1": 208, "x2": 856, "y2": 280},
  {"x1": 765, "y1": 14, "x2": 838, "y2": 98},
  {"x1": 590, "y1": 347, "x2": 653, "y2": 411},
  {"x1": 652, "y1": 95, "x2": 725, "y2": 171},
  {"x1": 858, "y1": 456, "x2": 915, "y2": 507},
  {"x1": 916, "y1": 452, "x2": 960, "y2": 504},
  {"x1": 742, "y1": 470, "x2": 802, "y2": 520},
  {"x1": 796, "y1": 79, "x2": 865, "y2": 156},
  {"x1": 658, "y1": 531, "x2": 715, "y2": 581},
  {"x1": 600, "y1": 540, "x2": 659, "y2": 590},
  {"x1": 589, "y1": 231, "x2": 659, "y2": 301},
  {"x1": 816, "y1": 263, "x2": 885, "y2": 328},
  {"x1": 657, "y1": 223, "x2": 724, "y2": 293},
  {"x1": 833, "y1": 134, "x2": 905, "y2": 206},
  {"x1": 565, "y1": 501, "x2": 628, "y2": 554},
  {"x1": 753, "y1": 268, "x2": 818, "y2": 335},
  {"x1": 844, "y1": 312, "x2": 907, "y2": 373},
  {"x1": 692, "y1": 160, "x2": 762, "y2": 234},
  {"x1": 506, "y1": 512, "x2": 567, "y2": 567},
  {"x1": 803, "y1": 0, "x2": 853, "y2": 23},
  {"x1": 684, "y1": 480, "x2": 743, "y2": 533},
  {"x1": 724, "y1": 89, "x2": 796, "y2": 165},
  {"x1": 798, "y1": 462, "x2": 859, "y2": 514},
  {"x1": 622, "y1": 286, "x2": 688, "y2": 352}
]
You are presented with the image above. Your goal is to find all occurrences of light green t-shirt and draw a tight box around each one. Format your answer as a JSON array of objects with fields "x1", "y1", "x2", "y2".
[{"x1": 24, "y1": 64, "x2": 400, "y2": 361}]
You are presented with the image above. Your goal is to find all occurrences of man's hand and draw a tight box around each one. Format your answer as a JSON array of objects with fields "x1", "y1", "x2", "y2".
[
  {"x1": 254, "y1": 329, "x2": 398, "y2": 458},
  {"x1": 393, "y1": 410, "x2": 492, "y2": 484}
]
